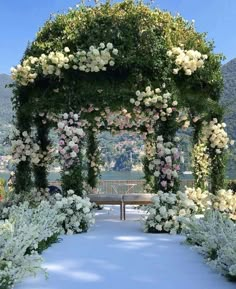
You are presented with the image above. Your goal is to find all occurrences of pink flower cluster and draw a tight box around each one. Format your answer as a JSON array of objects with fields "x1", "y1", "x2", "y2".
[
  {"x1": 58, "y1": 112, "x2": 85, "y2": 168},
  {"x1": 149, "y1": 135, "x2": 183, "y2": 191}
]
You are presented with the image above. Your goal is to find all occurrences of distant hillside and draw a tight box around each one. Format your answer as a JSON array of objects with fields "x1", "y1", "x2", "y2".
[
  {"x1": 0, "y1": 74, "x2": 12, "y2": 123},
  {"x1": 0, "y1": 74, "x2": 13, "y2": 153},
  {"x1": 221, "y1": 58, "x2": 236, "y2": 140}
]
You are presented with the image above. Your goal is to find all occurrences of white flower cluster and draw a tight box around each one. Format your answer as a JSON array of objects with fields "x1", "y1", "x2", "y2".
[
  {"x1": 130, "y1": 86, "x2": 178, "y2": 122},
  {"x1": 0, "y1": 201, "x2": 60, "y2": 289},
  {"x1": 203, "y1": 119, "x2": 234, "y2": 154},
  {"x1": 183, "y1": 210, "x2": 236, "y2": 280},
  {"x1": 149, "y1": 136, "x2": 183, "y2": 191},
  {"x1": 11, "y1": 43, "x2": 118, "y2": 86},
  {"x1": 212, "y1": 189, "x2": 236, "y2": 221},
  {"x1": 76, "y1": 42, "x2": 117, "y2": 72},
  {"x1": 192, "y1": 143, "x2": 210, "y2": 185},
  {"x1": 52, "y1": 189, "x2": 95, "y2": 235},
  {"x1": 10, "y1": 128, "x2": 52, "y2": 166},
  {"x1": 185, "y1": 187, "x2": 210, "y2": 213},
  {"x1": 58, "y1": 112, "x2": 85, "y2": 168},
  {"x1": 185, "y1": 187, "x2": 236, "y2": 221},
  {"x1": 144, "y1": 190, "x2": 196, "y2": 234},
  {"x1": 167, "y1": 47, "x2": 207, "y2": 75}
]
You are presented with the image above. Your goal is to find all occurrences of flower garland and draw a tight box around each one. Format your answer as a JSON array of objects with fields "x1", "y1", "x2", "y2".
[
  {"x1": 167, "y1": 47, "x2": 208, "y2": 75},
  {"x1": 11, "y1": 43, "x2": 118, "y2": 86}
]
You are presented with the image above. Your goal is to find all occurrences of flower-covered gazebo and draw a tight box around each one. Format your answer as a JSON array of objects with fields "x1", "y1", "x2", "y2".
[
  {"x1": 2, "y1": 2, "x2": 236, "y2": 287},
  {"x1": 11, "y1": 1, "x2": 229, "y2": 198}
]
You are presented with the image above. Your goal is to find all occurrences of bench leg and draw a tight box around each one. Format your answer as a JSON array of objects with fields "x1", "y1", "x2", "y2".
[
  {"x1": 123, "y1": 203, "x2": 126, "y2": 220},
  {"x1": 120, "y1": 203, "x2": 123, "y2": 220}
]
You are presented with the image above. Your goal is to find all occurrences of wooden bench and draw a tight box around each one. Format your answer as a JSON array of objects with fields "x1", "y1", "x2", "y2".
[
  {"x1": 88, "y1": 193, "x2": 153, "y2": 220},
  {"x1": 122, "y1": 194, "x2": 153, "y2": 220},
  {"x1": 88, "y1": 194, "x2": 124, "y2": 220}
]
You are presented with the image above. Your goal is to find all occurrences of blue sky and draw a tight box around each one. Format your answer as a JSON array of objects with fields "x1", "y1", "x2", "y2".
[{"x1": 0, "y1": 0, "x2": 236, "y2": 74}]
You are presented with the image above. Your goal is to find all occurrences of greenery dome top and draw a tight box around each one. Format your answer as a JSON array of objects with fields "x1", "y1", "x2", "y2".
[{"x1": 12, "y1": 0, "x2": 223, "y2": 117}]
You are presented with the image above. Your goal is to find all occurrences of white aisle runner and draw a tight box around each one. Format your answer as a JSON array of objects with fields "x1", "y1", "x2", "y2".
[{"x1": 16, "y1": 206, "x2": 235, "y2": 289}]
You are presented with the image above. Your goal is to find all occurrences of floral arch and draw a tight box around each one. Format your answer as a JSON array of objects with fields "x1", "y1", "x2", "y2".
[{"x1": 10, "y1": 1, "x2": 229, "y2": 198}]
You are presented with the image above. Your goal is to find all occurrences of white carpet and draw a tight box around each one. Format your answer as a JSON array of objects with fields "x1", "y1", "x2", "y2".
[{"x1": 15, "y1": 206, "x2": 235, "y2": 289}]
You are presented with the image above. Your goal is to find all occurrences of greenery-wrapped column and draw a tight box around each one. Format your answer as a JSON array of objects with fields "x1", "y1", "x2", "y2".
[
  {"x1": 33, "y1": 116, "x2": 50, "y2": 190},
  {"x1": 210, "y1": 152, "x2": 227, "y2": 193},
  {"x1": 191, "y1": 121, "x2": 209, "y2": 190},
  {"x1": 155, "y1": 115, "x2": 180, "y2": 193},
  {"x1": 86, "y1": 130, "x2": 100, "y2": 189},
  {"x1": 14, "y1": 92, "x2": 33, "y2": 194},
  {"x1": 61, "y1": 151, "x2": 84, "y2": 197},
  {"x1": 143, "y1": 135, "x2": 155, "y2": 191}
]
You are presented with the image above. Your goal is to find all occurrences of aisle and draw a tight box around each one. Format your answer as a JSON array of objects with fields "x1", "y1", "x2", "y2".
[{"x1": 16, "y1": 206, "x2": 235, "y2": 289}]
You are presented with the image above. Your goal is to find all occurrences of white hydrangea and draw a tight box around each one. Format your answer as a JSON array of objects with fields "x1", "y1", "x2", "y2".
[
  {"x1": 144, "y1": 190, "x2": 196, "y2": 234},
  {"x1": 131, "y1": 86, "x2": 178, "y2": 122},
  {"x1": 167, "y1": 47, "x2": 207, "y2": 76},
  {"x1": 11, "y1": 43, "x2": 118, "y2": 86},
  {"x1": 185, "y1": 187, "x2": 211, "y2": 213},
  {"x1": 202, "y1": 118, "x2": 233, "y2": 153},
  {"x1": 212, "y1": 189, "x2": 236, "y2": 221},
  {"x1": 51, "y1": 189, "x2": 95, "y2": 234}
]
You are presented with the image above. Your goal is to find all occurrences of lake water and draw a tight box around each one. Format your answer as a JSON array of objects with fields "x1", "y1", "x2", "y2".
[{"x1": 1, "y1": 170, "x2": 235, "y2": 183}]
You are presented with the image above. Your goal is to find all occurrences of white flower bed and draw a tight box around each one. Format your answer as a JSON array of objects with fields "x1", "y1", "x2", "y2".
[
  {"x1": 183, "y1": 210, "x2": 236, "y2": 281},
  {"x1": 0, "y1": 201, "x2": 60, "y2": 289},
  {"x1": 0, "y1": 188, "x2": 95, "y2": 288},
  {"x1": 52, "y1": 189, "x2": 95, "y2": 235},
  {"x1": 144, "y1": 190, "x2": 196, "y2": 234}
]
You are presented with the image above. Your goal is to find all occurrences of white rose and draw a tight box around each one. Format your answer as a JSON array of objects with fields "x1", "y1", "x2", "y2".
[
  {"x1": 63, "y1": 113, "x2": 69, "y2": 119},
  {"x1": 112, "y1": 48, "x2": 118, "y2": 55},
  {"x1": 70, "y1": 151, "x2": 77, "y2": 158},
  {"x1": 154, "y1": 171, "x2": 160, "y2": 177},
  {"x1": 106, "y1": 43, "x2": 113, "y2": 49}
]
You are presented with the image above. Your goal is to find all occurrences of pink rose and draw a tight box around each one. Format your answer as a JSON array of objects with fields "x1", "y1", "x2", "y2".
[{"x1": 161, "y1": 180, "x2": 167, "y2": 188}]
